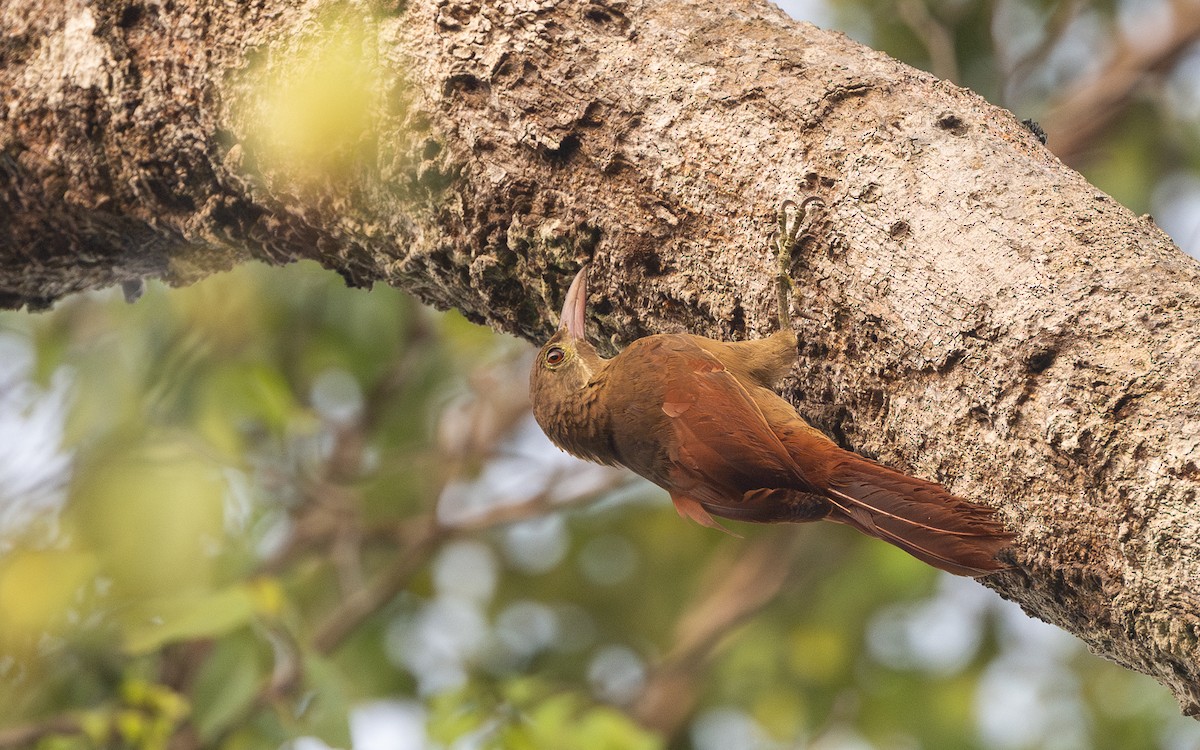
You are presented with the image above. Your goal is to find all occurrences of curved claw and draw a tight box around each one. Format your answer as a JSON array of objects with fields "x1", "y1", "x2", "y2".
[
  {"x1": 775, "y1": 197, "x2": 827, "y2": 327},
  {"x1": 776, "y1": 196, "x2": 825, "y2": 260}
]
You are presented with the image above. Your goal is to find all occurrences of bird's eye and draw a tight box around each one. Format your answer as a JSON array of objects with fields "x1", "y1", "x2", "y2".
[{"x1": 545, "y1": 347, "x2": 566, "y2": 366}]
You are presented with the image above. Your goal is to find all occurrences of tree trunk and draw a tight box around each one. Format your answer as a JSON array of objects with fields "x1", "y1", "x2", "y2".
[{"x1": 4, "y1": 0, "x2": 1199, "y2": 716}]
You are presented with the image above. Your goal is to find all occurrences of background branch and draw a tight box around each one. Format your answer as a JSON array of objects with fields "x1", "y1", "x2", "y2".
[
  {"x1": 632, "y1": 527, "x2": 838, "y2": 736},
  {"x1": 1041, "y1": 0, "x2": 1200, "y2": 165}
]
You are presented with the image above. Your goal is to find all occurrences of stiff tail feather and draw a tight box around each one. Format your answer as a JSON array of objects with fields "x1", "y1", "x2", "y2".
[{"x1": 822, "y1": 455, "x2": 1012, "y2": 577}]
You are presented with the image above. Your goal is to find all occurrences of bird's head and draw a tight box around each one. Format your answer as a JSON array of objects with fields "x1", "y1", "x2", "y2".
[{"x1": 529, "y1": 267, "x2": 607, "y2": 432}]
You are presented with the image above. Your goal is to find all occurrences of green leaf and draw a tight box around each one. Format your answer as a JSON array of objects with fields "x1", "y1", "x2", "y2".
[
  {"x1": 289, "y1": 653, "x2": 353, "y2": 748},
  {"x1": 427, "y1": 686, "x2": 494, "y2": 745},
  {"x1": 121, "y1": 585, "x2": 257, "y2": 654},
  {"x1": 70, "y1": 437, "x2": 228, "y2": 599},
  {"x1": 0, "y1": 547, "x2": 98, "y2": 651},
  {"x1": 191, "y1": 631, "x2": 265, "y2": 743},
  {"x1": 511, "y1": 693, "x2": 663, "y2": 750}
]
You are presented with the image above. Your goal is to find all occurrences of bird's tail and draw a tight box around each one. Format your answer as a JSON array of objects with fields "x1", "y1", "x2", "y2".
[{"x1": 821, "y1": 453, "x2": 1012, "y2": 577}]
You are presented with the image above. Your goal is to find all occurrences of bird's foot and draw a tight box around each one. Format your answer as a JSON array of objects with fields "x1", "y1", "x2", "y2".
[{"x1": 775, "y1": 197, "x2": 826, "y2": 326}]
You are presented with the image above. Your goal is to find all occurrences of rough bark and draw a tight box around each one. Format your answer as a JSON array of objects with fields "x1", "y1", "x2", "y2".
[{"x1": 3, "y1": 0, "x2": 1199, "y2": 716}]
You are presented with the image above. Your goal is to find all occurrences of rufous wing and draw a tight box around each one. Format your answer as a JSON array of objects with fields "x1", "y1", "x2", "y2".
[
  {"x1": 653, "y1": 338, "x2": 1011, "y2": 576},
  {"x1": 660, "y1": 345, "x2": 808, "y2": 511}
]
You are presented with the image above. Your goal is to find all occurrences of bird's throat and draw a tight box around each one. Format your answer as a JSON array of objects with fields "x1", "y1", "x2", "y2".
[{"x1": 539, "y1": 377, "x2": 619, "y2": 467}]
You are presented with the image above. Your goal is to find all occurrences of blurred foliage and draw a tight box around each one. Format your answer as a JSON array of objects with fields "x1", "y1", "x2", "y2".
[
  {"x1": 240, "y1": 11, "x2": 382, "y2": 184},
  {"x1": 0, "y1": 260, "x2": 1195, "y2": 750},
  {"x1": 4, "y1": 0, "x2": 1200, "y2": 749}
]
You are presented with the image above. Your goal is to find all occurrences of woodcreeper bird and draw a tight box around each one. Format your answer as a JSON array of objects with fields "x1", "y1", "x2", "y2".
[{"x1": 529, "y1": 203, "x2": 1011, "y2": 576}]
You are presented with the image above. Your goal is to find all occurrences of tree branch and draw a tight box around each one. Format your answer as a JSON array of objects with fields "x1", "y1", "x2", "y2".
[
  {"x1": 631, "y1": 527, "x2": 839, "y2": 736},
  {"x1": 995, "y1": 0, "x2": 1083, "y2": 106},
  {"x1": 898, "y1": 0, "x2": 960, "y2": 84},
  {"x1": 310, "y1": 471, "x2": 626, "y2": 654},
  {"x1": 1040, "y1": 0, "x2": 1200, "y2": 165},
  {"x1": 0, "y1": 715, "x2": 82, "y2": 750},
  {"x1": 4, "y1": 0, "x2": 1200, "y2": 715}
]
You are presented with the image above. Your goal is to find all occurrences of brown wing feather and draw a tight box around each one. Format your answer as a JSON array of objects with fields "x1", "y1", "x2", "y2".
[
  {"x1": 654, "y1": 337, "x2": 1011, "y2": 576},
  {"x1": 659, "y1": 347, "x2": 809, "y2": 504}
]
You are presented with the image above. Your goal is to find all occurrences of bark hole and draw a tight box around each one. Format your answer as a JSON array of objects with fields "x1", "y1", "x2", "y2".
[
  {"x1": 1026, "y1": 348, "x2": 1057, "y2": 373},
  {"x1": 583, "y1": 3, "x2": 630, "y2": 31},
  {"x1": 1111, "y1": 392, "x2": 1140, "y2": 419},
  {"x1": 443, "y1": 74, "x2": 490, "y2": 106},
  {"x1": 936, "y1": 112, "x2": 969, "y2": 136},
  {"x1": 544, "y1": 133, "x2": 581, "y2": 165},
  {"x1": 637, "y1": 247, "x2": 667, "y2": 277},
  {"x1": 729, "y1": 301, "x2": 746, "y2": 336},
  {"x1": 117, "y1": 3, "x2": 145, "y2": 28}
]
